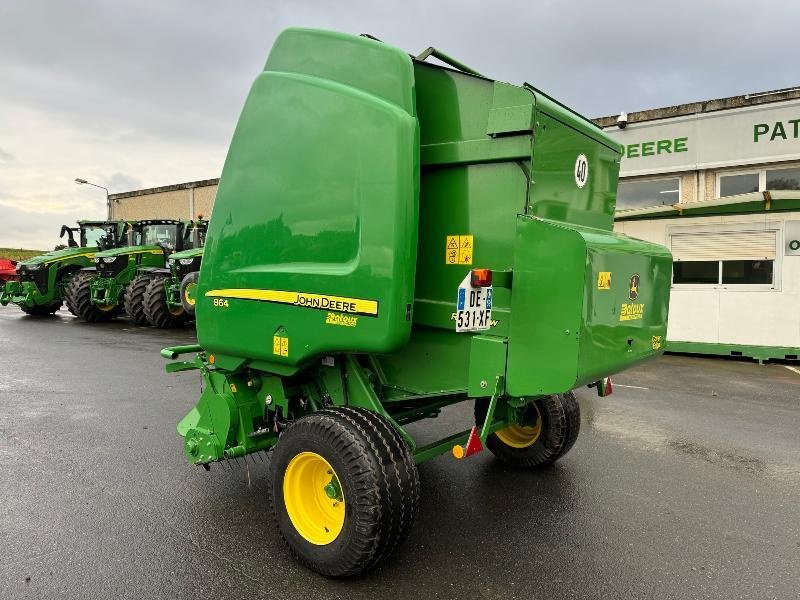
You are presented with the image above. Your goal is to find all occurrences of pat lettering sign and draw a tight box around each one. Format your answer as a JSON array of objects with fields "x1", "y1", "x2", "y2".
[
  {"x1": 455, "y1": 273, "x2": 492, "y2": 332},
  {"x1": 605, "y1": 99, "x2": 800, "y2": 177}
]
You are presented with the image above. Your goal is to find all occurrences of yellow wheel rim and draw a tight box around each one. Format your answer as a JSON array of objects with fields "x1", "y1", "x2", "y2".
[
  {"x1": 168, "y1": 304, "x2": 184, "y2": 316},
  {"x1": 184, "y1": 282, "x2": 197, "y2": 306},
  {"x1": 283, "y1": 452, "x2": 345, "y2": 545},
  {"x1": 97, "y1": 303, "x2": 116, "y2": 312},
  {"x1": 495, "y1": 405, "x2": 543, "y2": 448}
]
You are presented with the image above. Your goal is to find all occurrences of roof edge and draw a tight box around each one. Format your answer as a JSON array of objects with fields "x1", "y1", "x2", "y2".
[
  {"x1": 109, "y1": 178, "x2": 219, "y2": 200},
  {"x1": 594, "y1": 85, "x2": 800, "y2": 128}
]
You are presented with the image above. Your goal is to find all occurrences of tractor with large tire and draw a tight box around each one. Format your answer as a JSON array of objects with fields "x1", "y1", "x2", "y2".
[
  {"x1": 143, "y1": 220, "x2": 207, "y2": 328},
  {"x1": 161, "y1": 29, "x2": 672, "y2": 577},
  {"x1": 1, "y1": 221, "x2": 127, "y2": 316},
  {"x1": 65, "y1": 219, "x2": 193, "y2": 323}
]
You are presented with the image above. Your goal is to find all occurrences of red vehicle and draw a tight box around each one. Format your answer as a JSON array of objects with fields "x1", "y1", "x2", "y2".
[{"x1": 0, "y1": 259, "x2": 18, "y2": 285}]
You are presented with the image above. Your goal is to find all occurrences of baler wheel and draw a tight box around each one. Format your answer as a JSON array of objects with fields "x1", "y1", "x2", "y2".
[
  {"x1": 270, "y1": 407, "x2": 418, "y2": 577},
  {"x1": 64, "y1": 271, "x2": 116, "y2": 322},
  {"x1": 475, "y1": 391, "x2": 581, "y2": 468},
  {"x1": 143, "y1": 275, "x2": 187, "y2": 328},
  {"x1": 20, "y1": 301, "x2": 62, "y2": 316},
  {"x1": 123, "y1": 273, "x2": 152, "y2": 325}
]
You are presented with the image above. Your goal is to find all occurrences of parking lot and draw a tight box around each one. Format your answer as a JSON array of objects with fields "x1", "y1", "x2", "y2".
[{"x1": 1, "y1": 305, "x2": 799, "y2": 600}]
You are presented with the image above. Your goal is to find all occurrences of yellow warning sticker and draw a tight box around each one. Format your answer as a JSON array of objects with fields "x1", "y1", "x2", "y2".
[
  {"x1": 597, "y1": 271, "x2": 612, "y2": 290},
  {"x1": 273, "y1": 335, "x2": 289, "y2": 357},
  {"x1": 651, "y1": 335, "x2": 663, "y2": 350},
  {"x1": 620, "y1": 303, "x2": 645, "y2": 322},
  {"x1": 325, "y1": 312, "x2": 358, "y2": 327},
  {"x1": 446, "y1": 234, "x2": 473, "y2": 265}
]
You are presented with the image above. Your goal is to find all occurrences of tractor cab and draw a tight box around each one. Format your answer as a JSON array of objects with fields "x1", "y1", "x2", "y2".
[
  {"x1": 128, "y1": 219, "x2": 186, "y2": 256},
  {"x1": 59, "y1": 220, "x2": 126, "y2": 250}
]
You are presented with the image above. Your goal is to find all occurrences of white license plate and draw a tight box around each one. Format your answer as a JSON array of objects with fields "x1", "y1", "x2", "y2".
[{"x1": 456, "y1": 274, "x2": 492, "y2": 332}]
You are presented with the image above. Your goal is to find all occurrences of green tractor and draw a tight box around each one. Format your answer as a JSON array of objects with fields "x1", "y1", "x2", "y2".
[
  {"x1": 65, "y1": 219, "x2": 195, "y2": 323},
  {"x1": 162, "y1": 29, "x2": 672, "y2": 576},
  {"x1": 0, "y1": 220, "x2": 126, "y2": 316},
  {"x1": 143, "y1": 220, "x2": 207, "y2": 328}
]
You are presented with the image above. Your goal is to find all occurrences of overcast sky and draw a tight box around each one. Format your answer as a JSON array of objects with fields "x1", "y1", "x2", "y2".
[{"x1": 1, "y1": 0, "x2": 797, "y2": 248}]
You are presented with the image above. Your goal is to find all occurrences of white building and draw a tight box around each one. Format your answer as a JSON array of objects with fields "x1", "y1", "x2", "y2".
[{"x1": 597, "y1": 87, "x2": 800, "y2": 361}]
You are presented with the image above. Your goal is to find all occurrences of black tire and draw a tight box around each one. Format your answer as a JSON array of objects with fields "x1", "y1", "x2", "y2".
[
  {"x1": 179, "y1": 271, "x2": 199, "y2": 317},
  {"x1": 270, "y1": 407, "x2": 419, "y2": 577},
  {"x1": 143, "y1": 274, "x2": 187, "y2": 328},
  {"x1": 475, "y1": 391, "x2": 581, "y2": 469},
  {"x1": 553, "y1": 391, "x2": 581, "y2": 461},
  {"x1": 20, "y1": 301, "x2": 62, "y2": 316},
  {"x1": 123, "y1": 273, "x2": 152, "y2": 325},
  {"x1": 65, "y1": 271, "x2": 117, "y2": 322}
]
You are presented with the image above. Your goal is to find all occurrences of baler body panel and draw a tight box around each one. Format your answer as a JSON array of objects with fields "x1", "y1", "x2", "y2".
[
  {"x1": 507, "y1": 216, "x2": 672, "y2": 396},
  {"x1": 196, "y1": 29, "x2": 419, "y2": 365}
]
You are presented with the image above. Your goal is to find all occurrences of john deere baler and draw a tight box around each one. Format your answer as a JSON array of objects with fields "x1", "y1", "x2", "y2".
[{"x1": 163, "y1": 28, "x2": 671, "y2": 576}]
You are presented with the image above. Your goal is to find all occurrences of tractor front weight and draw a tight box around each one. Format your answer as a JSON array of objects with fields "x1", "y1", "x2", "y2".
[
  {"x1": 163, "y1": 276, "x2": 184, "y2": 312},
  {"x1": 90, "y1": 276, "x2": 125, "y2": 308},
  {"x1": 0, "y1": 281, "x2": 29, "y2": 306}
]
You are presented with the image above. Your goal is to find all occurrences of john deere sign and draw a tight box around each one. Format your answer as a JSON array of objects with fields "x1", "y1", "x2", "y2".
[{"x1": 605, "y1": 99, "x2": 800, "y2": 177}]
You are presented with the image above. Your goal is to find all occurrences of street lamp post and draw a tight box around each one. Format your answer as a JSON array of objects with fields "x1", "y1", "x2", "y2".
[{"x1": 74, "y1": 178, "x2": 111, "y2": 219}]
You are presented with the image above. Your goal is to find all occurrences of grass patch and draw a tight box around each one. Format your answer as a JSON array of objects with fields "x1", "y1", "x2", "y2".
[{"x1": 0, "y1": 248, "x2": 46, "y2": 261}]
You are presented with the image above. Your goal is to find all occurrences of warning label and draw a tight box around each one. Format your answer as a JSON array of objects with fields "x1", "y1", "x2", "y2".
[
  {"x1": 446, "y1": 235, "x2": 474, "y2": 265},
  {"x1": 597, "y1": 271, "x2": 612, "y2": 290},
  {"x1": 273, "y1": 334, "x2": 289, "y2": 357}
]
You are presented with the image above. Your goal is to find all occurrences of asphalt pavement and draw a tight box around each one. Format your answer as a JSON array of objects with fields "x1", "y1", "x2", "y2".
[{"x1": 1, "y1": 305, "x2": 798, "y2": 600}]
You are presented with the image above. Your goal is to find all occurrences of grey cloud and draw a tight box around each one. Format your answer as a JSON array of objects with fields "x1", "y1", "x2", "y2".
[
  {"x1": 107, "y1": 173, "x2": 143, "y2": 193},
  {"x1": 0, "y1": 148, "x2": 16, "y2": 164}
]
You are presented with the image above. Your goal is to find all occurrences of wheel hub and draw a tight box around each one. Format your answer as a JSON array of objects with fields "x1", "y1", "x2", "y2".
[{"x1": 283, "y1": 452, "x2": 345, "y2": 545}]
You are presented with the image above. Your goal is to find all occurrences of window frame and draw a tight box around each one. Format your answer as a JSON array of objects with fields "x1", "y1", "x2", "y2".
[
  {"x1": 716, "y1": 162, "x2": 800, "y2": 197},
  {"x1": 668, "y1": 221, "x2": 782, "y2": 292},
  {"x1": 617, "y1": 175, "x2": 682, "y2": 210}
]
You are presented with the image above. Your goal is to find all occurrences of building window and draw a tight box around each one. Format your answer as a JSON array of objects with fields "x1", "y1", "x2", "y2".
[
  {"x1": 670, "y1": 230, "x2": 777, "y2": 287},
  {"x1": 721, "y1": 260, "x2": 773, "y2": 284},
  {"x1": 718, "y1": 164, "x2": 800, "y2": 197},
  {"x1": 719, "y1": 173, "x2": 759, "y2": 197},
  {"x1": 617, "y1": 177, "x2": 680, "y2": 209},
  {"x1": 766, "y1": 166, "x2": 800, "y2": 191},
  {"x1": 672, "y1": 261, "x2": 719, "y2": 284}
]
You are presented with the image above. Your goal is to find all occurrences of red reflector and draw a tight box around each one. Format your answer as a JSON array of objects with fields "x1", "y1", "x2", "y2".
[{"x1": 470, "y1": 268, "x2": 492, "y2": 287}]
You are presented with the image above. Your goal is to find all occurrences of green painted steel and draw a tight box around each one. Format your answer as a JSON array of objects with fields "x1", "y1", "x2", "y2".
[
  {"x1": 667, "y1": 340, "x2": 800, "y2": 363},
  {"x1": 165, "y1": 28, "x2": 671, "y2": 469},
  {"x1": 0, "y1": 220, "x2": 127, "y2": 311},
  {"x1": 507, "y1": 217, "x2": 672, "y2": 396}
]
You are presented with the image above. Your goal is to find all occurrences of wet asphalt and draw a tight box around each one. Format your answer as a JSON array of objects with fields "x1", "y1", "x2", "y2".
[{"x1": 1, "y1": 304, "x2": 799, "y2": 600}]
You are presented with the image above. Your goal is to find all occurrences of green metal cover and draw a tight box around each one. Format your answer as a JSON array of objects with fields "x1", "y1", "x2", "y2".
[
  {"x1": 507, "y1": 216, "x2": 672, "y2": 396},
  {"x1": 196, "y1": 29, "x2": 419, "y2": 365}
]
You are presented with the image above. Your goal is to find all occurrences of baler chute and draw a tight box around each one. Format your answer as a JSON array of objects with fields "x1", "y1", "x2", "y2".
[{"x1": 162, "y1": 28, "x2": 672, "y2": 576}]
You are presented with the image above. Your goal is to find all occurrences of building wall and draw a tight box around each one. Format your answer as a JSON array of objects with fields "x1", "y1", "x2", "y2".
[
  {"x1": 601, "y1": 91, "x2": 800, "y2": 210},
  {"x1": 615, "y1": 211, "x2": 800, "y2": 349},
  {"x1": 109, "y1": 180, "x2": 218, "y2": 221},
  {"x1": 193, "y1": 185, "x2": 218, "y2": 219}
]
